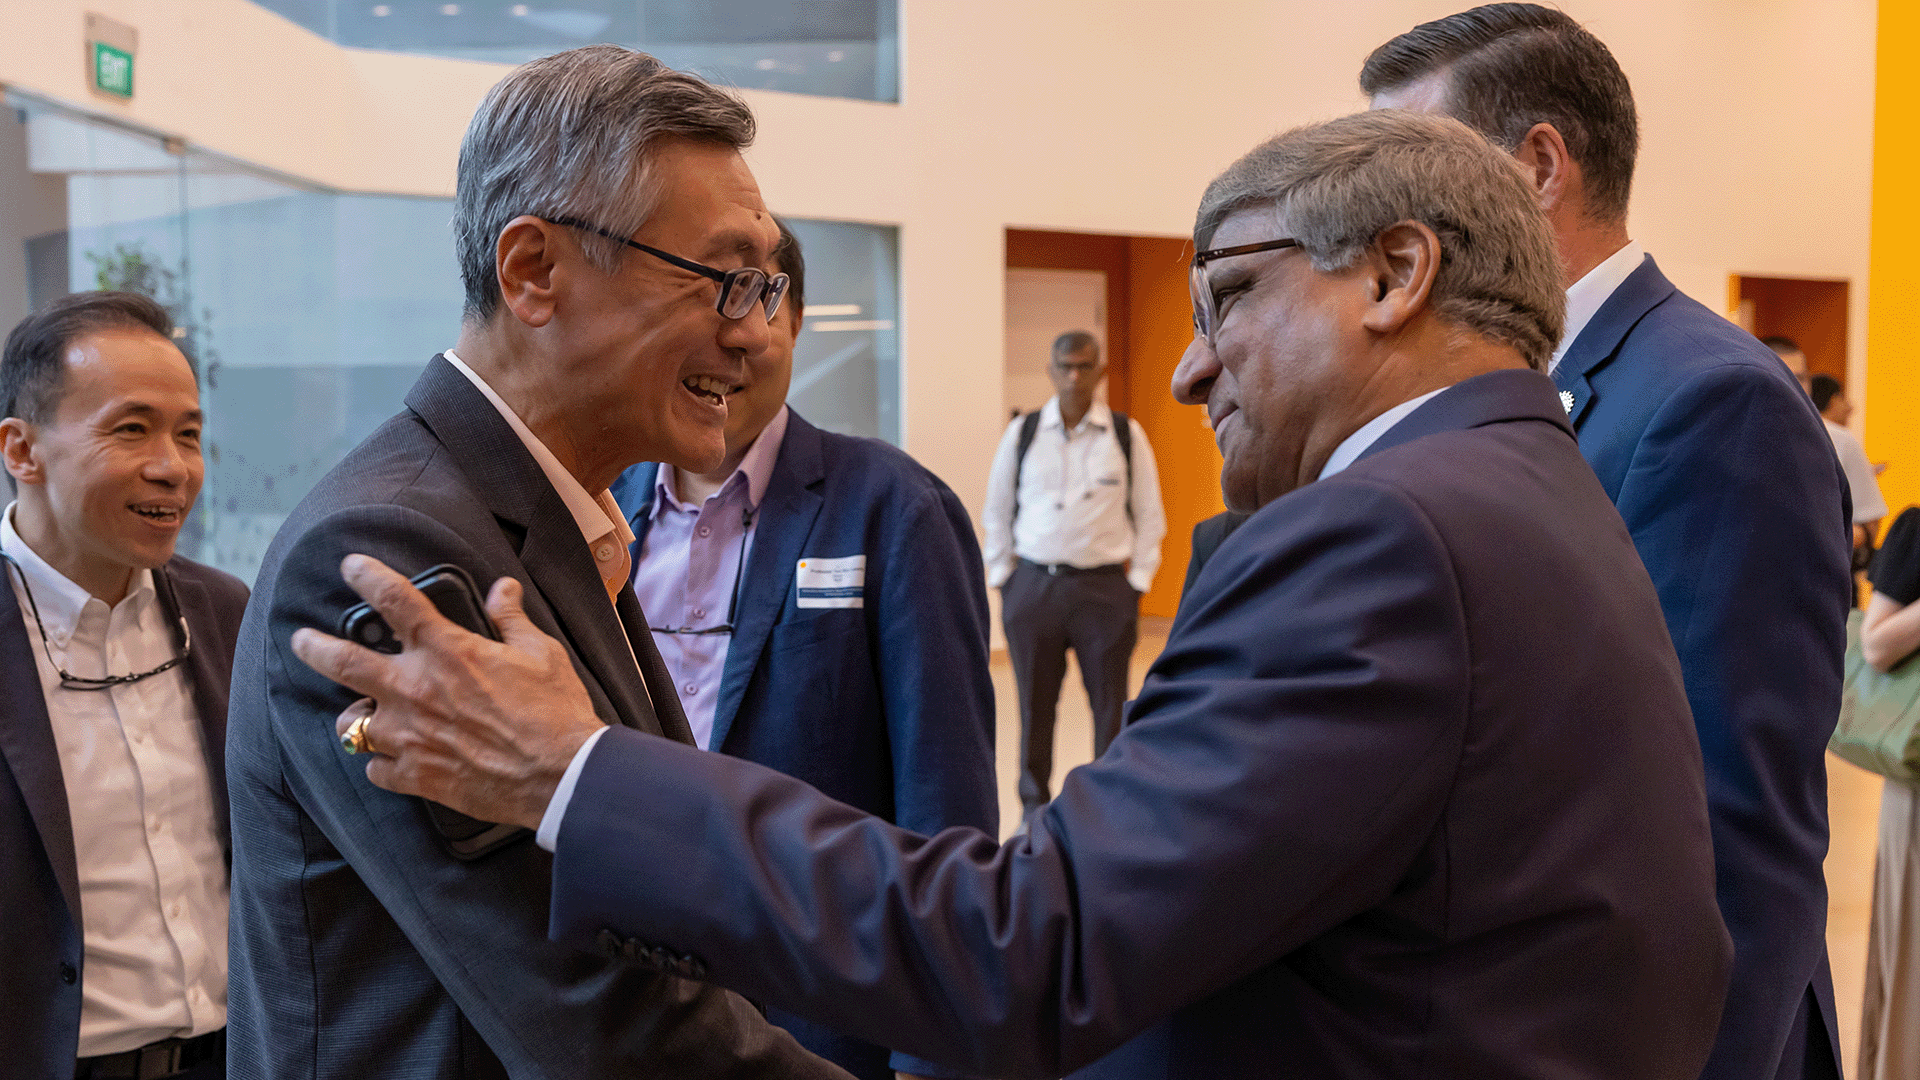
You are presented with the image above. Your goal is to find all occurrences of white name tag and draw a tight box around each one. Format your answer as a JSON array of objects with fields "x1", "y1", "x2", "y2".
[{"x1": 796, "y1": 554, "x2": 865, "y2": 609}]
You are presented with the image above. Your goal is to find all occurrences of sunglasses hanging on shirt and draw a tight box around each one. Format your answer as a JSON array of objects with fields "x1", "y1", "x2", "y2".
[{"x1": 0, "y1": 552, "x2": 192, "y2": 691}]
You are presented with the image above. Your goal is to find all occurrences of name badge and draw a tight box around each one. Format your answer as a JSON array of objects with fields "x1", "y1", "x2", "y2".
[{"x1": 797, "y1": 555, "x2": 865, "y2": 609}]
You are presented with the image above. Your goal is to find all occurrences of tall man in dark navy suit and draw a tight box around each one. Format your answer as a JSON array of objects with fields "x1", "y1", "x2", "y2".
[
  {"x1": 298, "y1": 109, "x2": 1734, "y2": 1080},
  {"x1": 611, "y1": 221, "x2": 997, "y2": 1080},
  {"x1": 1365, "y1": 9, "x2": 1851, "y2": 1079}
]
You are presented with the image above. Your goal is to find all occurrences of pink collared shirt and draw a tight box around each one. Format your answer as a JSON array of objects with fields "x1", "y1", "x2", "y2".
[{"x1": 631, "y1": 406, "x2": 789, "y2": 750}]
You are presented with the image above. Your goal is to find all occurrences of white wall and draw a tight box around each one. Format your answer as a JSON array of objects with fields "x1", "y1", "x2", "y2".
[{"x1": 0, "y1": 0, "x2": 1878, "y2": 516}]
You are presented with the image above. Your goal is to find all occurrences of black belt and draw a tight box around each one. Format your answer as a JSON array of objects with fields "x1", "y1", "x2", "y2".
[
  {"x1": 77, "y1": 1028, "x2": 224, "y2": 1080},
  {"x1": 1019, "y1": 558, "x2": 1125, "y2": 577}
]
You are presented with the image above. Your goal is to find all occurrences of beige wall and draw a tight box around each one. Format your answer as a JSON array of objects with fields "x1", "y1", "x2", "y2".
[{"x1": 0, "y1": 0, "x2": 1877, "y2": 547}]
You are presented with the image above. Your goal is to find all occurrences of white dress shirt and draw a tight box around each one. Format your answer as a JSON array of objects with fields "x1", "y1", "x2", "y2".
[
  {"x1": 2, "y1": 506, "x2": 226, "y2": 1056},
  {"x1": 1318, "y1": 386, "x2": 1450, "y2": 481},
  {"x1": 981, "y1": 398, "x2": 1167, "y2": 594},
  {"x1": 1552, "y1": 239, "x2": 1645, "y2": 374},
  {"x1": 1825, "y1": 419, "x2": 1889, "y2": 523}
]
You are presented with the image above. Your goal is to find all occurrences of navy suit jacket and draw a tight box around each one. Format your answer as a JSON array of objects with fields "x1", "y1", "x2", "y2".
[
  {"x1": 548, "y1": 369, "x2": 1733, "y2": 1080},
  {"x1": 1554, "y1": 257, "x2": 1850, "y2": 1080},
  {"x1": 612, "y1": 411, "x2": 998, "y2": 1080},
  {"x1": 0, "y1": 555, "x2": 247, "y2": 1080},
  {"x1": 226, "y1": 356, "x2": 846, "y2": 1079}
]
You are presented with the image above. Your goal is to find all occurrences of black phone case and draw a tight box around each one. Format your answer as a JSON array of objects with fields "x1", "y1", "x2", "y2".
[{"x1": 336, "y1": 563, "x2": 526, "y2": 861}]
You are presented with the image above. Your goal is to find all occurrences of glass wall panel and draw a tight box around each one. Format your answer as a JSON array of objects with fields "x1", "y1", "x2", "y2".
[
  {"x1": 251, "y1": 0, "x2": 899, "y2": 102},
  {"x1": 3, "y1": 95, "x2": 900, "y2": 587}
]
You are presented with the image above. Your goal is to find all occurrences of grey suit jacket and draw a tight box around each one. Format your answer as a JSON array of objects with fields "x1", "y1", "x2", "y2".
[
  {"x1": 0, "y1": 555, "x2": 248, "y2": 1080},
  {"x1": 546, "y1": 369, "x2": 1733, "y2": 1079},
  {"x1": 225, "y1": 355, "x2": 846, "y2": 1079}
]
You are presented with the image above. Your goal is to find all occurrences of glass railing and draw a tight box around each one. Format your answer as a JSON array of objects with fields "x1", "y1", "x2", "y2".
[{"x1": 252, "y1": 0, "x2": 899, "y2": 102}]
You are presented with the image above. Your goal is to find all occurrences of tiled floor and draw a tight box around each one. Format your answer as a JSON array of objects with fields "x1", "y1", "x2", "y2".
[{"x1": 988, "y1": 617, "x2": 1883, "y2": 1073}]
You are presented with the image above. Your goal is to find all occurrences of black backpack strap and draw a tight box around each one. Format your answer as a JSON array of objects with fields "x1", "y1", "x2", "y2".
[
  {"x1": 1111, "y1": 409, "x2": 1134, "y2": 525},
  {"x1": 1011, "y1": 409, "x2": 1043, "y2": 527}
]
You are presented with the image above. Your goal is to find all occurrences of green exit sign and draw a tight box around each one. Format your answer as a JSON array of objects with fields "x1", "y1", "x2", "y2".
[{"x1": 92, "y1": 41, "x2": 132, "y2": 98}]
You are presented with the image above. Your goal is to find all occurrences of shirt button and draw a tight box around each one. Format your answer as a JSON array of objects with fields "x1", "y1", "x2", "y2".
[
  {"x1": 692, "y1": 607, "x2": 706, "y2": 618},
  {"x1": 596, "y1": 544, "x2": 615, "y2": 560},
  {"x1": 684, "y1": 684, "x2": 698, "y2": 696},
  {"x1": 149, "y1": 818, "x2": 162, "y2": 835},
  {"x1": 697, "y1": 526, "x2": 712, "y2": 538},
  {"x1": 170, "y1": 901, "x2": 182, "y2": 918}
]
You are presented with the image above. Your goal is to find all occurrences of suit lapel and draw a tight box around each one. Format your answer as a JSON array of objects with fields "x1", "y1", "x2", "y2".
[
  {"x1": 404, "y1": 355, "x2": 662, "y2": 736},
  {"x1": 1552, "y1": 255, "x2": 1679, "y2": 429},
  {"x1": 709, "y1": 418, "x2": 825, "y2": 753},
  {"x1": 156, "y1": 565, "x2": 231, "y2": 851},
  {"x1": 0, "y1": 578, "x2": 80, "y2": 924}
]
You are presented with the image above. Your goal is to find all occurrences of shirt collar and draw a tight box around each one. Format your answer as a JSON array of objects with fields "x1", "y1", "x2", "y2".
[
  {"x1": 1317, "y1": 386, "x2": 1451, "y2": 482},
  {"x1": 1551, "y1": 239, "x2": 1644, "y2": 374},
  {"x1": 0, "y1": 502, "x2": 155, "y2": 644},
  {"x1": 443, "y1": 349, "x2": 634, "y2": 551},
  {"x1": 656, "y1": 405, "x2": 791, "y2": 515},
  {"x1": 1042, "y1": 396, "x2": 1112, "y2": 434}
]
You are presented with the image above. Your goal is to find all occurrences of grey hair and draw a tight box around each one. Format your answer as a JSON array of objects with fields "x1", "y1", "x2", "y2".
[
  {"x1": 1052, "y1": 329, "x2": 1099, "y2": 358},
  {"x1": 453, "y1": 44, "x2": 756, "y2": 322},
  {"x1": 1194, "y1": 110, "x2": 1564, "y2": 371}
]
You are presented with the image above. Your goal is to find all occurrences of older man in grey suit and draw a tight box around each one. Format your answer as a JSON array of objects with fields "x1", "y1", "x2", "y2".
[
  {"x1": 295, "y1": 111, "x2": 1733, "y2": 1079},
  {"x1": 224, "y1": 46, "x2": 847, "y2": 1079}
]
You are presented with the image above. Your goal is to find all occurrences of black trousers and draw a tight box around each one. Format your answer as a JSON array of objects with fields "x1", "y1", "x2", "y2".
[{"x1": 1001, "y1": 560, "x2": 1139, "y2": 811}]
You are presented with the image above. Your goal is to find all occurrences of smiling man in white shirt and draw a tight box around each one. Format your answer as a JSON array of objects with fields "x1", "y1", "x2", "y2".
[
  {"x1": 0, "y1": 289, "x2": 248, "y2": 1080},
  {"x1": 982, "y1": 331, "x2": 1165, "y2": 825}
]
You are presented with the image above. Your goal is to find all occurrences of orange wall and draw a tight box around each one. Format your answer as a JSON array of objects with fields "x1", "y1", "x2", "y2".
[
  {"x1": 1006, "y1": 229, "x2": 1134, "y2": 413},
  {"x1": 1869, "y1": 0, "x2": 1920, "y2": 523},
  {"x1": 1127, "y1": 236, "x2": 1225, "y2": 619}
]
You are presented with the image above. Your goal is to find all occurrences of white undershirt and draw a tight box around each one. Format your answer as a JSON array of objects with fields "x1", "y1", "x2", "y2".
[
  {"x1": 1318, "y1": 387, "x2": 1450, "y2": 481},
  {"x1": 1551, "y1": 240, "x2": 1644, "y2": 374},
  {"x1": 2, "y1": 505, "x2": 226, "y2": 1055}
]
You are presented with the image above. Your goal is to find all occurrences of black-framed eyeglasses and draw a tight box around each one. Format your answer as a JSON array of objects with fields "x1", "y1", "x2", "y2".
[
  {"x1": 1189, "y1": 237, "x2": 1301, "y2": 346},
  {"x1": 549, "y1": 217, "x2": 789, "y2": 322},
  {"x1": 1, "y1": 553, "x2": 191, "y2": 691},
  {"x1": 647, "y1": 507, "x2": 754, "y2": 637}
]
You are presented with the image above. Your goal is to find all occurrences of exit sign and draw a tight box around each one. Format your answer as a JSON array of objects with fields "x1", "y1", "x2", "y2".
[{"x1": 93, "y1": 41, "x2": 132, "y2": 97}]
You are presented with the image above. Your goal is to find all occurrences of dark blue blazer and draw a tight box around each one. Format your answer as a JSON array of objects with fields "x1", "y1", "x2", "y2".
[
  {"x1": 0, "y1": 556, "x2": 247, "y2": 1080},
  {"x1": 551, "y1": 369, "x2": 1733, "y2": 1080},
  {"x1": 226, "y1": 356, "x2": 846, "y2": 1079},
  {"x1": 1555, "y1": 257, "x2": 1850, "y2": 1080},
  {"x1": 612, "y1": 410, "x2": 998, "y2": 1080}
]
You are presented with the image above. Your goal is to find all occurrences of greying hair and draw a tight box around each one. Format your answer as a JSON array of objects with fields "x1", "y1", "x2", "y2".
[
  {"x1": 1194, "y1": 110, "x2": 1564, "y2": 371},
  {"x1": 453, "y1": 44, "x2": 756, "y2": 321},
  {"x1": 1359, "y1": 3, "x2": 1639, "y2": 225},
  {"x1": 1052, "y1": 330, "x2": 1098, "y2": 358}
]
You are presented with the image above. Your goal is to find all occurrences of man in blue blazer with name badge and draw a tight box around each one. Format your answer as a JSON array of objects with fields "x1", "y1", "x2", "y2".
[
  {"x1": 611, "y1": 221, "x2": 997, "y2": 1080},
  {"x1": 302, "y1": 110, "x2": 1734, "y2": 1080},
  {"x1": 1367, "y1": 8, "x2": 1852, "y2": 1078}
]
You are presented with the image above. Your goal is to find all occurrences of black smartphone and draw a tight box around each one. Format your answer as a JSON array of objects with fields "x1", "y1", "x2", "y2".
[
  {"x1": 338, "y1": 563, "x2": 500, "y2": 653},
  {"x1": 335, "y1": 562, "x2": 522, "y2": 861}
]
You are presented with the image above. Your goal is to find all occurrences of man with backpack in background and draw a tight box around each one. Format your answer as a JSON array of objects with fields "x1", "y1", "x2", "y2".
[{"x1": 982, "y1": 329, "x2": 1164, "y2": 831}]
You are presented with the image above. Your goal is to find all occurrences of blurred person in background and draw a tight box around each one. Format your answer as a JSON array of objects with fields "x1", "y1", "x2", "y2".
[
  {"x1": 610, "y1": 220, "x2": 997, "y2": 1080},
  {"x1": 0, "y1": 291, "x2": 247, "y2": 1080},
  {"x1": 1809, "y1": 371, "x2": 1886, "y2": 595},
  {"x1": 982, "y1": 331, "x2": 1165, "y2": 829},
  {"x1": 1857, "y1": 504, "x2": 1920, "y2": 1079}
]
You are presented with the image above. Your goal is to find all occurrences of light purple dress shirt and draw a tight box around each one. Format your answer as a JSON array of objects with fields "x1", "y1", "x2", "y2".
[{"x1": 631, "y1": 406, "x2": 790, "y2": 751}]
